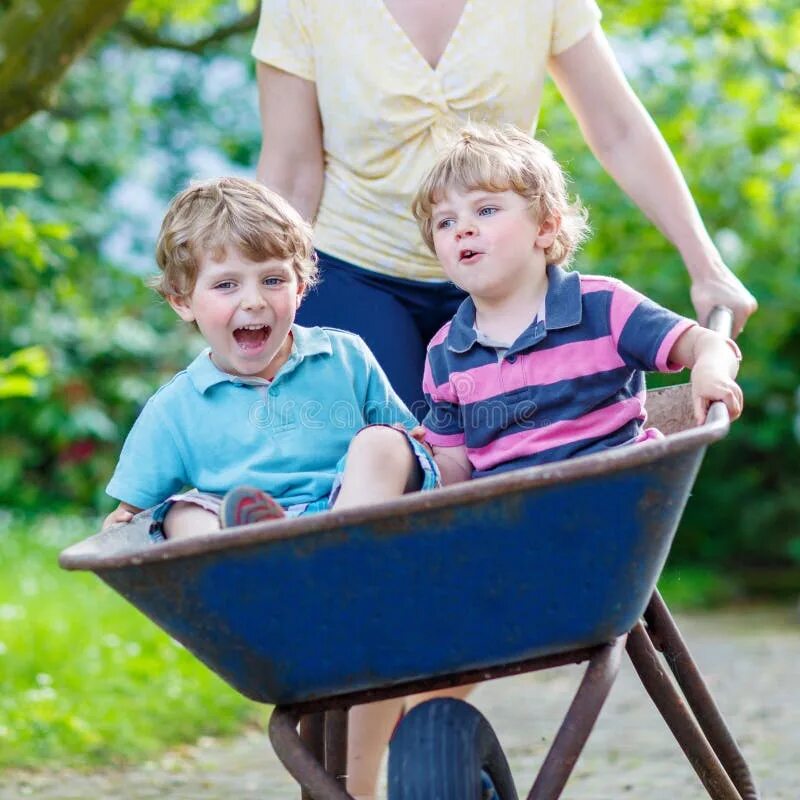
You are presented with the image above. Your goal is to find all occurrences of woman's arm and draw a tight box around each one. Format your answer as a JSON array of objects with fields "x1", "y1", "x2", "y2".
[
  {"x1": 255, "y1": 62, "x2": 325, "y2": 222},
  {"x1": 549, "y1": 28, "x2": 757, "y2": 336}
]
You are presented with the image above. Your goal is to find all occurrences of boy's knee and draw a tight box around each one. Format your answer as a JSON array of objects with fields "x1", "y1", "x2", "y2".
[
  {"x1": 348, "y1": 425, "x2": 414, "y2": 469},
  {"x1": 351, "y1": 423, "x2": 405, "y2": 446},
  {"x1": 349, "y1": 425, "x2": 424, "y2": 493},
  {"x1": 163, "y1": 501, "x2": 219, "y2": 539}
]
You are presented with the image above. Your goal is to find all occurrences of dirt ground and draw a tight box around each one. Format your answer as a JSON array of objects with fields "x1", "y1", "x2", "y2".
[{"x1": 2, "y1": 606, "x2": 798, "y2": 799}]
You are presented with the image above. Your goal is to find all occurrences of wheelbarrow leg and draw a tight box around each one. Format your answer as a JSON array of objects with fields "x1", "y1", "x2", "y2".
[
  {"x1": 526, "y1": 635, "x2": 626, "y2": 800},
  {"x1": 300, "y1": 713, "x2": 326, "y2": 800},
  {"x1": 644, "y1": 591, "x2": 760, "y2": 800},
  {"x1": 325, "y1": 708, "x2": 349, "y2": 790},
  {"x1": 270, "y1": 707, "x2": 355, "y2": 800},
  {"x1": 627, "y1": 621, "x2": 742, "y2": 799}
]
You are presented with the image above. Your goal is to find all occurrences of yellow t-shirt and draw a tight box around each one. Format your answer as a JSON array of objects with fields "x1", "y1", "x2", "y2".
[{"x1": 252, "y1": 0, "x2": 601, "y2": 282}]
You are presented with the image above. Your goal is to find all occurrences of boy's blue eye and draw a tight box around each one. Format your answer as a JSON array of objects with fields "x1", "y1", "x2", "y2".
[
  {"x1": 214, "y1": 281, "x2": 235, "y2": 290},
  {"x1": 436, "y1": 218, "x2": 455, "y2": 230},
  {"x1": 478, "y1": 206, "x2": 498, "y2": 217},
  {"x1": 263, "y1": 277, "x2": 284, "y2": 287}
]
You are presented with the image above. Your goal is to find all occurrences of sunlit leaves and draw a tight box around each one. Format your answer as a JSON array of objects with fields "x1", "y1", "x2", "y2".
[
  {"x1": 128, "y1": 0, "x2": 258, "y2": 34},
  {"x1": 0, "y1": 347, "x2": 50, "y2": 399},
  {"x1": 0, "y1": 173, "x2": 42, "y2": 190}
]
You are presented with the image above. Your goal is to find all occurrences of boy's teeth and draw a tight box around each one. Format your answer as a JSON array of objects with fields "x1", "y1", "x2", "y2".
[{"x1": 233, "y1": 324, "x2": 270, "y2": 349}]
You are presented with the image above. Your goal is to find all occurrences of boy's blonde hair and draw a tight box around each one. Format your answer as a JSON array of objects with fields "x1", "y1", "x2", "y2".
[
  {"x1": 153, "y1": 177, "x2": 318, "y2": 298},
  {"x1": 412, "y1": 124, "x2": 589, "y2": 267}
]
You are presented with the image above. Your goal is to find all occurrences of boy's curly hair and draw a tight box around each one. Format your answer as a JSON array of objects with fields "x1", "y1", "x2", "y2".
[
  {"x1": 412, "y1": 124, "x2": 590, "y2": 267},
  {"x1": 152, "y1": 177, "x2": 318, "y2": 298}
]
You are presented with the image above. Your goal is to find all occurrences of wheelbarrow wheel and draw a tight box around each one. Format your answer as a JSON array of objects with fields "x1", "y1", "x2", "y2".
[{"x1": 387, "y1": 698, "x2": 518, "y2": 800}]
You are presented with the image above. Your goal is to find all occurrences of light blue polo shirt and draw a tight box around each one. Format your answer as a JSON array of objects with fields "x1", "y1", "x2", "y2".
[{"x1": 107, "y1": 325, "x2": 417, "y2": 510}]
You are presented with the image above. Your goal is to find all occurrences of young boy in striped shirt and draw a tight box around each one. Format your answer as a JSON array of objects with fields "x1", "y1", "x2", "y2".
[{"x1": 411, "y1": 124, "x2": 743, "y2": 484}]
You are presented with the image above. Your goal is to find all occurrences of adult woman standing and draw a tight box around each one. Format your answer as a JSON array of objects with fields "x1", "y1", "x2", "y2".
[
  {"x1": 251, "y1": 2, "x2": 756, "y2": 796},
  {"x1": 253, "y1": 0, "x2": 755, "y2": 418}
]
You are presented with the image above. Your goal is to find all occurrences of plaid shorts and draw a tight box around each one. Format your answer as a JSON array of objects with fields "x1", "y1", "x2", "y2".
[{"x1": 148, "y1": 425, "x2": 440, "y2": 542}]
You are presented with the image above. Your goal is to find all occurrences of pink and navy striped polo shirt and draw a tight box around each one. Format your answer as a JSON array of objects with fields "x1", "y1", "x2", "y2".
[{"x1": 422, "y1": 265, "x2": 696, "y2": 477}]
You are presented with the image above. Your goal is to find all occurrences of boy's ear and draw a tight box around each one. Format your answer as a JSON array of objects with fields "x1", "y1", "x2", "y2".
[
  {"x1": 295, "y1": 280, "x2": 306, "y2": 308},
  {"x1": 167, "y1": 293, "x2": 196, "y2": 323},
  {"x1": 535, "y1": 214, "x2": 561, "y2": 249}
]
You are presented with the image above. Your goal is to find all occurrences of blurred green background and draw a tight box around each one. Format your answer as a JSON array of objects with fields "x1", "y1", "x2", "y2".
[{"x1": 1, "y1": 0, "x2": 798, "y2": 767}]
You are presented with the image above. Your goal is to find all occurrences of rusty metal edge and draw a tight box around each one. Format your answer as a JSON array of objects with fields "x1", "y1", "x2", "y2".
[
  {"x1": 60, "y1": 387, "x2": 729, "y2": 571},
  {"x1": 272, "y1": 646, "x2": 603, "y2": 715}
]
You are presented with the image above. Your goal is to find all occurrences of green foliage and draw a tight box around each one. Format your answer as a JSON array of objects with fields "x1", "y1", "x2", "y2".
[
  {"x1": 0, "y1": 347, "x2": 50, "y2": 399},
  {"x1": 0, "y1": 172, "x2": 196, "y2": 509},
  {"x1": 658, "y1": 565, "x2": 740, "y2": 610},
  {"x1": 537, "y1": 0, "x2": 800, "y2": 569},
  {"x1": 129, "y1": 0, "x2": 257, "y2": 28},
  {"x1": 0, "y1": 513, "x2": 259, "y2": 766}
]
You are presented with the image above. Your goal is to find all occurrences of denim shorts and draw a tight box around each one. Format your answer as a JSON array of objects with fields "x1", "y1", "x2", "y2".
[{"x1": 148, "y1": 426, "x2": 440, "y2": 542}]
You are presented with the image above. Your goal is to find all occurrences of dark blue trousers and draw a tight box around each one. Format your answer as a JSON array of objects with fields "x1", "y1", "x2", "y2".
[{"x1": 297, "y1": 251, "x2": 466, "y2": 420}]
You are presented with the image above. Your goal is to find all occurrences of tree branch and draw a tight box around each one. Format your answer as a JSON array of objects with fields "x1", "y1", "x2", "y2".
[
  {"x1": 0, "y1": 0, "x2": 133, "y2": 135},
  {"x1": 117, "y1": 9, "x2": 259, "y2": 54}
]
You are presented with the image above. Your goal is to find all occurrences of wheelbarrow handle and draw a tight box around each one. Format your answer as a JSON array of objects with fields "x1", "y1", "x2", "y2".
[
  {"x1": 703, "y1": 305, "x2": 735, "y2": 426},
  {"x1": 705, "y1": 305, "x2": 733, "y2": 338}
]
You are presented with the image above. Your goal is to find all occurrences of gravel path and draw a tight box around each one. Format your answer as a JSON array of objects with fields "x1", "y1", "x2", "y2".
[{"x1": 2, "y1": 606, "x2": 797, "y2": 799}]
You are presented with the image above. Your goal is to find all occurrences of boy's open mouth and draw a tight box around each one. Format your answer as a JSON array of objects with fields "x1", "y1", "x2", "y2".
[
  {"x1": 459, "y1": 249, "x2": 482, "y2": 263},
  {"x1": 233, "y1": 324, "x2": 271, "y2": 351}
]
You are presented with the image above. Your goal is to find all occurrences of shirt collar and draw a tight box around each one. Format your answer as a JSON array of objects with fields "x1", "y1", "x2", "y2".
[
  {"x1": 446, "y1": 297, "x2": 480, "y2": 353},
  {"x1": 186, "y1": 324, "x2": 333, "y2": 394},
  {"x1": 543, "y1": 264, "x2": 582, "y2": 330},
  {"x1": 445, "y1": 264, "x2": 582, "y2": 354}
]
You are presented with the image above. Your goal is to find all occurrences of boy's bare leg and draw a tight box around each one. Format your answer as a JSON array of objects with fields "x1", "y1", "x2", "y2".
[
  {"x1": 334, "y1": 426, "x2": 420, "y2": 798},
  {"x1": 333, "y1": 425, "x2": 421, "y2": 510},
  {"x1": 162, "y1": 502, "x2": 220, "y2": 540}
]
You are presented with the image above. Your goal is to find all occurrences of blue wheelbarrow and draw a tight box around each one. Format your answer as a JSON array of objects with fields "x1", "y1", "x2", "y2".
[{"x1": 59, "y1": 309, "x2": 759, "y2": 799}]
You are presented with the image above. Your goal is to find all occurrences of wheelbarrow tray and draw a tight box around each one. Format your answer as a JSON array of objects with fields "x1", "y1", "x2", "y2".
[{"x1": 60, "y1": 384, "x2": 724, "y2": 705}]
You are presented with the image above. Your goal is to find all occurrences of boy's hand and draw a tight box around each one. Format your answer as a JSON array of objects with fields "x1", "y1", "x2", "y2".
[
  {"x1": 406, "y1": 424, "x2": 434, "y2": 456},
  {"x1": 390, "y1": 423, "x2": 434, "y2": 456},
  {"x1": 690, "y1": 359, "x2": 743, "y2": 425},
  {"x1": 669, "y1": 326, "x2": 743, "y2": 425},
  {"x1": 102, "y1": 502, "x2": 142, "y2": 530},
  {"x1": 406, "y1": 424, "x2": 426, "y2": 443}
]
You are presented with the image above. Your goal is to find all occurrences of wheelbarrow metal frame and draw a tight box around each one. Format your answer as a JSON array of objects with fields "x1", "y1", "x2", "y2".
[{"x1": 268, "y1": 590, "x2": 759, "y2": 799}]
